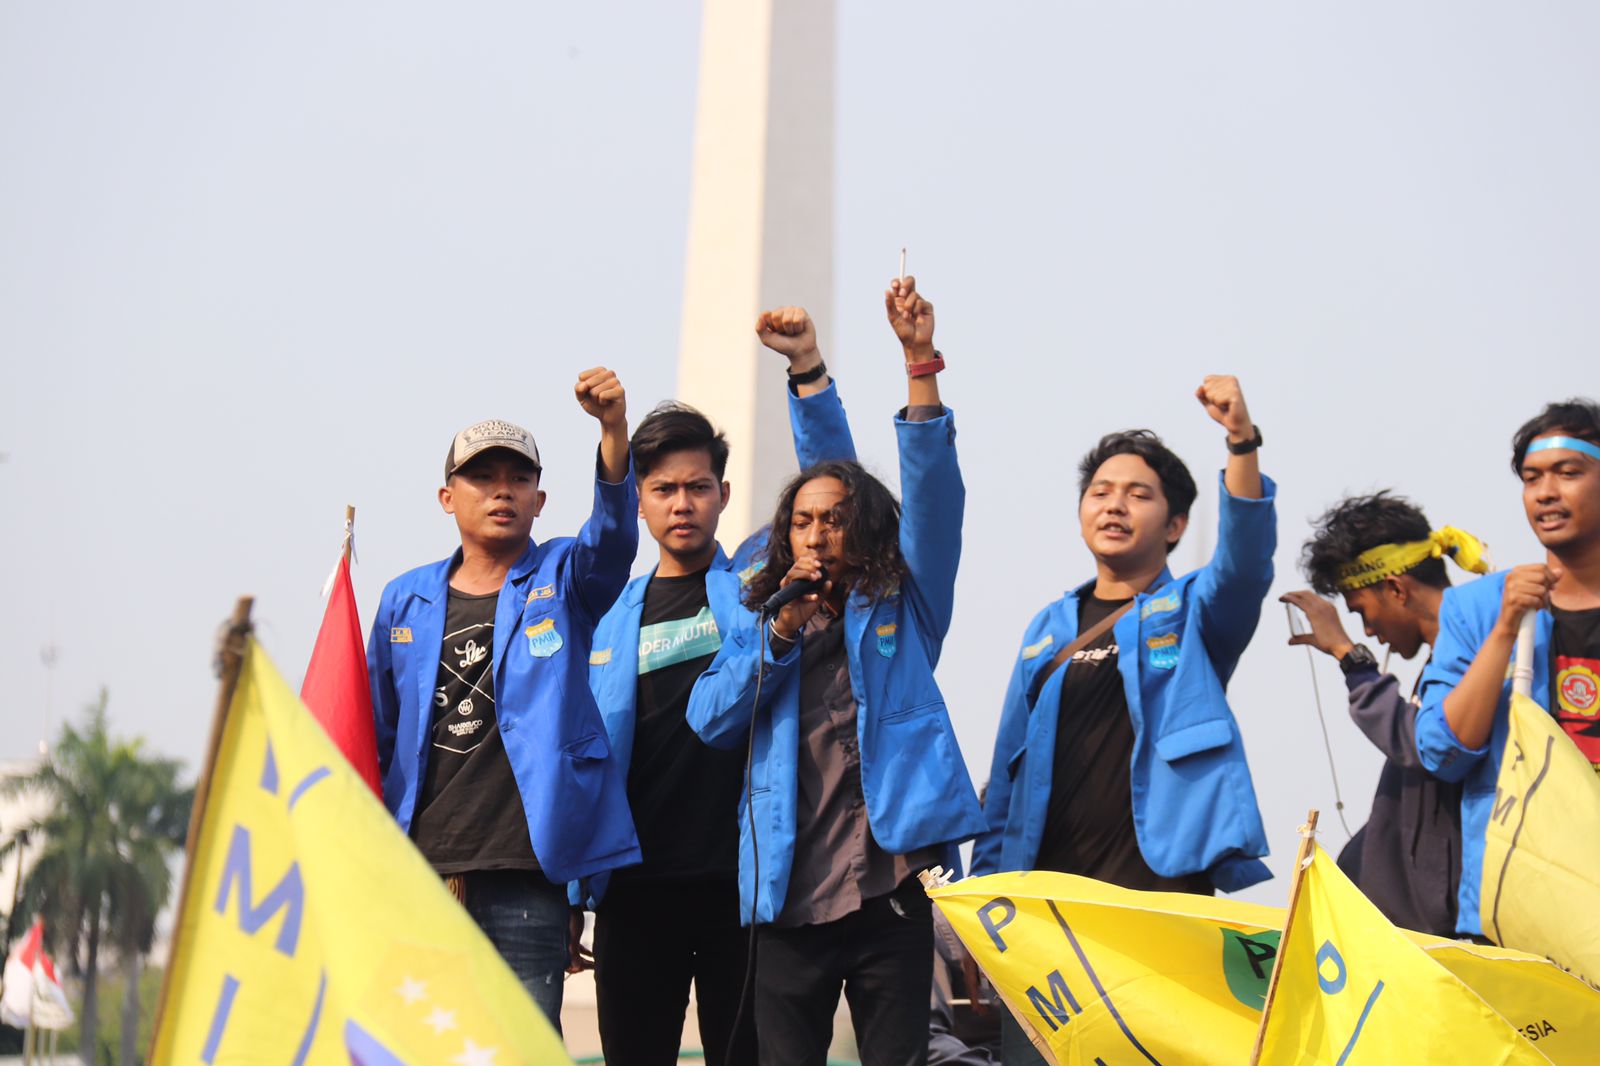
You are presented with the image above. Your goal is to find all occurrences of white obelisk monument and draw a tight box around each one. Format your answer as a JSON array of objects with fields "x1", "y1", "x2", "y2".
[{"x1": 676, "y1": 0, "x2": 836, "y2": 546}]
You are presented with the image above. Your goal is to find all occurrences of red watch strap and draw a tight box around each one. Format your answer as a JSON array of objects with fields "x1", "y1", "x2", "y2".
[{"x1": 906, "y1": 352, "x2": 945, "y2": 378}]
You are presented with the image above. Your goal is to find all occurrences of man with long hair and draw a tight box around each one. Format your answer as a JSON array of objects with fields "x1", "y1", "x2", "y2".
[
  {"x1": 1416, "y1": 398, "x2": 1600, "y2": 939},
  {"x1": 1280, "y1": 492, "x2": 1490, "y2": 936},
  {"x1": 688, "y1": 276, "x2": 986, "y2": 1066},
  {"x1": 581, "y1": 321, "x2": 854, "y2": 1066},
  {"x1": 970, "y1": 376, "x2": 1275, "y2": 1063}
]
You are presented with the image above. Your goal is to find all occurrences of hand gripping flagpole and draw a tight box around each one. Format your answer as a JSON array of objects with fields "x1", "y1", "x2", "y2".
[
  {"x1": 1249, "y1": 809, "x2": 1320, "y2": 1066},
  {"x1": 147, "y1": 596, "x2": 254, "y2": 1061}
]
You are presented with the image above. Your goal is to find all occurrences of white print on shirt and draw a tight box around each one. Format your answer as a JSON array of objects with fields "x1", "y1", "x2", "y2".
[
  {"x1": 435, "y1": 617, "x2": 495, "y2": 755},
  {"x1": 1070, "y1": 644, "x2": 1117, "y2": 665}
]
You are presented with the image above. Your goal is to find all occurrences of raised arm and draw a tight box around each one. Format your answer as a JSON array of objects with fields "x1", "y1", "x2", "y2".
[
  {"x1": 1188, "y1": 376, "x2": 1275, "y2": 679},
  {"x1": 886, "y1": 276, "x2": 963, "y2": 639},
  {"x1": 569, "y1": 367, "x2": 641, "y2": 621}
]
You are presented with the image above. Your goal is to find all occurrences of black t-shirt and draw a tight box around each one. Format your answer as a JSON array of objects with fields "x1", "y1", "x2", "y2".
[
  {"x1": 1550, "y1": 604, "x2": 1600, "y2": 769},
  {"x1": 410, "y1": 588, "x2": 538, "y2": 874},
  {"x1": 614, "y1": 568, "x2": 744, "y2": 884},
  {"x1": 1035, "y1": 594, "x2": 1213, "y2": 893}
]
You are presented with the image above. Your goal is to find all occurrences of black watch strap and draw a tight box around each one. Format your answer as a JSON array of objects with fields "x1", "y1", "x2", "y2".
[
  {"x1": 1226, "y1": 424, "x2": 1263, "y2": 455},
  {"x1": 1338, "y1": 645, "x2": 1379, "y2": 676},
  {"x1": 787, "y1": 359, "x2": 828, "y2": 386}
]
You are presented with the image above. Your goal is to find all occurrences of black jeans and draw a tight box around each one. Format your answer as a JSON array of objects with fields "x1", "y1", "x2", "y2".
[
  {"x1": 754, "y1": 883, "x2": 933, "y2": 1066},
  {"x1": 593, "y1": 876, "x2": 757, "y2": 1066}
]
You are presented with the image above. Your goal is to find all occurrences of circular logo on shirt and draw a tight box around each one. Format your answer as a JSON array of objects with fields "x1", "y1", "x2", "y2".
[{"x1": 1559, "y1": 664, "x2": 1600, "y2": 717}]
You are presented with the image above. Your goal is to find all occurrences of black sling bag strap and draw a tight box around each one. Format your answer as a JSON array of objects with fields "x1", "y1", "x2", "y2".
[{"x1": 1027, "y1": 600, "x2": 1137, "y2": 705}]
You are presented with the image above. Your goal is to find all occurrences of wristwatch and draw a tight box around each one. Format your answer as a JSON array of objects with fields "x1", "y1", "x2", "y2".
[
  {"x1": 906, "y1": 350, "x2": 945, "y2": 378},
  {"x1": 787, "y1": 359, "x2": 828, "y2": 386},
  {"x1": 1226, "y1": 424, "x2": 1263, "y2": 455},
  {"x1": 1338, "y1": 645, "x2": 1379, "y2": 677}
]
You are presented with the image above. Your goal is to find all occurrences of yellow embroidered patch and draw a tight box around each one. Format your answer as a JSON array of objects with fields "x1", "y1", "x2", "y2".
[
  {"x1": 589, "y1": 648, "x2": 613, "y2": 666},
  {"x1": 527, "y1": 584, "x2": 556, "y2": 604},
  {"x1": 1021, "y1": 634, "x2": 1054, "y2": 660},
  {"x1": 877, "y1": 624, "x2": 897, "y2": 637},
  {"x1": 526, "y1": 619, "x2": 555, "y2": 638},
  {"x1": 1146, "y1": 633, "x2": 1178, "y2": 650},
  {"x1": 390, "y1": 628, "x2": 412, "y2": 643},
  {"x1": 738, "y1": 560, "x2": 766, "y2": 586},
  {"x1": 1140, "y1": 590, "x2": 1181, "y2": 620}
]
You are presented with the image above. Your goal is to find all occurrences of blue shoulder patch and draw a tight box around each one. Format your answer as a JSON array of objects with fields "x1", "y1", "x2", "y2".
[{"x1": 1141, "y1": 589, "x2": 1181, "y2": 620}]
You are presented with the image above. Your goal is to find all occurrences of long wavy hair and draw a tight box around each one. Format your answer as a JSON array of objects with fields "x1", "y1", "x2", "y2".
[{"x1": 744, "y1": 459, "x2": 908, "y2": 608}]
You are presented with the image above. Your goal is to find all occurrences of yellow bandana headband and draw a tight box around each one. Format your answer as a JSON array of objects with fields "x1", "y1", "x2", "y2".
[{"x1": 1334, "y1": 526, "x2": 1492, "y2": 591}]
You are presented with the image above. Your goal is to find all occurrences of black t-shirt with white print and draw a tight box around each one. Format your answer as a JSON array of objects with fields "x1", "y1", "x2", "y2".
[{"x1": 409, "y1": 588, "x2": 538, "y2": 874}]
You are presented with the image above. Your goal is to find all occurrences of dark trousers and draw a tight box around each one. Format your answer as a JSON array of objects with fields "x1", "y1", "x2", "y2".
[
  {"x1": 754, "y1": 888, "x2": 933, "y2": 1066},
  {"x1": 461, "y1": 869, "x2": 570, "y2": 1032},
  {"x1": 594, "y1": 876, "x2": 757, "y2": 1066}
]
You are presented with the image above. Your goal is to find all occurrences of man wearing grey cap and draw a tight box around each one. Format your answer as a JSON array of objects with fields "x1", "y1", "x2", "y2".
[{"x1": 367, "y1": 366, "x2": 641, "y2": 1029}]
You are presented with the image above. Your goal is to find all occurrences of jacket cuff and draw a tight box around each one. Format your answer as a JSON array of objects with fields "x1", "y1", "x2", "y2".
[
  {"x1": 1210, "y1": 855, "x2": 1273, "y2": 893},
  {"x1": 1342, "y1": 665, "x2": 1384, "y2": 693},
  {"x1": 1414, "y1": 702, "x2": 1489, "y2": 781}
]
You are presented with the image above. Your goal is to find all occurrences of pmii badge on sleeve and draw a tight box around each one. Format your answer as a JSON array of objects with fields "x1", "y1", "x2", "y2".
[{"x1": 390, "y1": 628, "x2": 413, "y2": 643}]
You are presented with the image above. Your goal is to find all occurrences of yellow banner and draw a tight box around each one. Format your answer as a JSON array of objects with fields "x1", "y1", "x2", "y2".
[
  {"x1": 1256, "y1": 846, "x2": 1548, "y2": 1064},
  {"x1": 929, "y1": 866, "x2": 1600, "y2": 1065},
  {"x1": 1482, "y1": 690, "x2": 1600, "y2": 987},
  {"x1": 150, "y1": 639, "x2": 570, "y2": 1064}
]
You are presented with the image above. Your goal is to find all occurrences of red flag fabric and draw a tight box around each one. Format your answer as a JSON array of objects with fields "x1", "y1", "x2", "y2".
[{"x1": 301, "y1": 553, "x2": 382, "y2": 796}]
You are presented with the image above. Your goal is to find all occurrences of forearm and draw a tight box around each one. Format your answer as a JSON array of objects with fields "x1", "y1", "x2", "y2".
[
  {"x1": 1222, "y1": 445, "x2": 1262, "y2": 500},
  {"x1": 904, "y1": 339, "x2": 940, "y2": 408},
  {"x1": 598, "y1": 423, "x2": 629, "y2": 483},
  {"x1": 786, "y1": 347, "x2": 832, "y2": 398},
  {"x1": 1441, "y1": 626, "x2": 1516, "y2": 751}
]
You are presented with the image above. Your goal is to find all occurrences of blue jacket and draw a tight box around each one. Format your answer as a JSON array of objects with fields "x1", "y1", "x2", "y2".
[
  {"x1": 367, "y1": 463, "x2": 641, "y2": 883},
  {"x1": 1415, "y1": 571, "x2": 1554, "y2": 936},
  {"x1": 686, "y1": 409, "x2": 988, "y2": 924},
  {"x1": 579, "y1": 382, "x2": 857, "y2": 904},
  {"x1": 971, "y1": 474, "x2": 1277, "y2": 893}
]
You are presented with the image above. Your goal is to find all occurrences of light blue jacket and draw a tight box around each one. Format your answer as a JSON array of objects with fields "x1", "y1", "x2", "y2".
[
  {"x1": 1415, "y1": 571, "x2": 1554, "y2": 936},
  {"x1": 686, "y1": 409, "x2": 988, "y2": 924},
  {"x1": 579, "y1": 382, "x2": 857, "y2": 905},
  {"x1": 367, "y1": 463, "x2": 641, "y2": 884},
  {"x1": 971, "y1": 474, "x2": 1277, "y2": 893}
]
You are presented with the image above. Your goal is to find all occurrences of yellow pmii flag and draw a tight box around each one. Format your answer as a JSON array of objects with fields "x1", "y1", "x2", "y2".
[
  {"x1": 926, "y1": 870, "x2": 1291, "y2": 1065},
  {"x1": 1481, "y1": 690, "x2": 1600, "y2": 986},
  {"x1": 1255, "y1": 845, "x2": 1550, "y2": 1065},
  {"x1": 150, "y1": 638, "x2": 571, "y2": 1064}
]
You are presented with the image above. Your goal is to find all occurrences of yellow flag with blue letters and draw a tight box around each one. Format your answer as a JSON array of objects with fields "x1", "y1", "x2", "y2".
[
  {"x1": 150, "y1": 638, "x2": 570, "y2": 1064},
  {"x1": 1255, "y1": 844, "x2": 1549, "y2": 1064}
]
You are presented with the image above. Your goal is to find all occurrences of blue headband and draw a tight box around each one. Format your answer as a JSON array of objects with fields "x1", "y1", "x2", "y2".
[{"x1": 1526, "y1": 436, "x2": 1600, "y2": 463}]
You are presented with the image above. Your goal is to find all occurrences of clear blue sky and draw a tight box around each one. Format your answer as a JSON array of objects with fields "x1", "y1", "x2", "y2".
[{"x1": 2, "y1": 1, "x2": 1596, "y2": 902}]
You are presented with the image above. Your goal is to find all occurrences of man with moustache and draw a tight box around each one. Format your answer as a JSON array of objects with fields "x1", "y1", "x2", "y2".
[
  {"x1": 1416, "y1": 399, "x2": 1600, "y2": 940},
  {"x1": 367, "y1": 367, "x2": 638, "y2": 1029},
  {"x1": 582, "y1": 314, "x2": 854, "y2": 1066}
]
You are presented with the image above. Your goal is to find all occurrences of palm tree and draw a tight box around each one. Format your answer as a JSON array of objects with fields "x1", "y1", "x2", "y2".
[{"x1": 0, "y1": 692, "x2": 190, "y2": 1065}]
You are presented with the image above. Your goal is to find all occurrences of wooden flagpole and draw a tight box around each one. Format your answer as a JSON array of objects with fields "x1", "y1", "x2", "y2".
[
  {"x1": 343, "y1": 504, "x2": 355, "y2": 563},
  {"x1": 1249, "y1": 808, "x2": 1320, "y2": 1065},
  {"x1": 146, "y1": 596, "x2": 254, "y2": 1058}
]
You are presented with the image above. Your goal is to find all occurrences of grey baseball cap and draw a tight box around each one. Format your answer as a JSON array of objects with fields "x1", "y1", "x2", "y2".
[{"x1": 444, "y1": 419, "x2": 542, "y2": 482}]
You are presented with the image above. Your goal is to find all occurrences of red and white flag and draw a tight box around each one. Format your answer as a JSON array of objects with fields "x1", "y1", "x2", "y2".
[
  {"x1": 0, "y1": 919, "x2": 74, "y2": 1031},
  {"x1": 302, "y1": 524, "x2": 382, "y2": 796}
]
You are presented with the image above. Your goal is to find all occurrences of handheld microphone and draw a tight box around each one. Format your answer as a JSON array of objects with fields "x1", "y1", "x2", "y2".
[{"x1": 760, "y1": 564, "x2": 829, "y2": 616}]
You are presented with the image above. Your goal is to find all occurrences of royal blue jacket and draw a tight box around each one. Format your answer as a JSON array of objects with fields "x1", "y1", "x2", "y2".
[
  {"x1": 971, "y1": 474, "x2": 1277, "y2": 893},
  {"x1": 686, "y1": 409, "x2": 988, "y2": 924},
  {"x1": 367, "y1": 462, "x2": 641, "y2": 884},
  {"x1": 1415, "y1": 571, "x2": 1554, "y2": 936},
  {"x1": 579, "y1": 382, "x2": 857, "y2": 905}
]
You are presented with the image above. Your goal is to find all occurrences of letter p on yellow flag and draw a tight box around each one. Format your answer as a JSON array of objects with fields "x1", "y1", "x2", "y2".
[
  {"x1": 150, "y1": 637, "x2": 571, "y2": 1064},
  {"x1": 1255, "y1": 844, "x2": 1550, "y2": 1065}
]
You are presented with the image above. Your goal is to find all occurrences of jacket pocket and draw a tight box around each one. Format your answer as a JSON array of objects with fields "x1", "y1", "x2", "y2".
[
  {"x1": 878, "y1": 699, "x2": 940, "y2": 724},
  {"x1": 1154, "y1": 718, "x2": 1232, "y2": 762},
  {"x1": 562, "y1": 732, "x2": 611, "y2": 761}
]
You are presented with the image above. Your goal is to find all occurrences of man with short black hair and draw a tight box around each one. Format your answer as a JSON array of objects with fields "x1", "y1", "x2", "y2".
[
  {"x1": 367, "y1": 367, "x2": 640, "y2": 1029},
  {"x1": 1279, "y1": 492, "x2": 1490, "y2": 936},
  {"x1": 582, "y1": 320, "x2": 854, "y2": 1066},
  {"x1": 1416, "y1": 398, "x2": 1600, "y2": 939},
  {"x1": 972, "y1": 378, "x2": 1275, "y2": 1063}
]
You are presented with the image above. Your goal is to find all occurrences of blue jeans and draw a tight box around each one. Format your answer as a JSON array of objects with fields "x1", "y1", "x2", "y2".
[{"x1": 462, "y1": 869, "x2": 569, "y2": 1031}]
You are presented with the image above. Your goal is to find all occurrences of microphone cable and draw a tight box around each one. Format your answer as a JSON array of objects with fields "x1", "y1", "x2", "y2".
[{"x1": 725, "y1": 606, "x2": 770, "y2": 1066}]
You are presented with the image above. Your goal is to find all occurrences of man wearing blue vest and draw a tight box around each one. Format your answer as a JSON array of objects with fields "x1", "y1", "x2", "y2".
[
  {"x1": 367, "y1": 366, "x2": 639, "y2": 1029},
  {"x1": 971, "y1": 378, "x2": 1275, "y2": 1063},
  {"x1": 1415, "y1": 398, "x2": 1600, "y2": 939},
  {"x1": 583, "y1": 311, "x2": 855, "y2": 1066},
  {"x1": 688, "y1": 276, "x2": 987, "y2": 1066}
]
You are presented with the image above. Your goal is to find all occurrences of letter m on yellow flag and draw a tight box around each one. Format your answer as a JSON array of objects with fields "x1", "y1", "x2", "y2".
[
  {"x1": 150, "y1": 638, "x2": 571, "y2": 1064},
  {"x1": 1255, "y1": 844, "x2": 1550, "y2": 1065}
]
